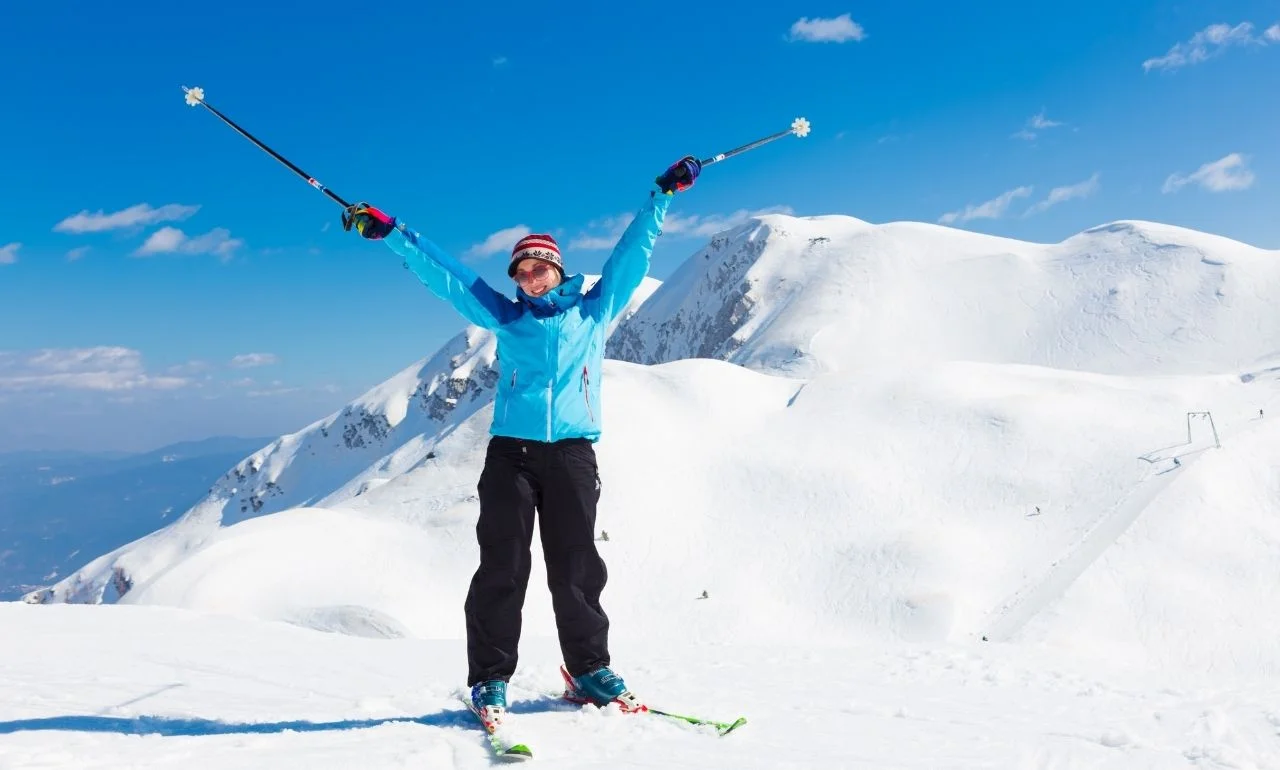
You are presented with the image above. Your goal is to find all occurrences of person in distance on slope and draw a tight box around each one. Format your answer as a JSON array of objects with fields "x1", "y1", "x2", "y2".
[{"x1": 344, "y1": 156, "x2": 702, "y2": 724}]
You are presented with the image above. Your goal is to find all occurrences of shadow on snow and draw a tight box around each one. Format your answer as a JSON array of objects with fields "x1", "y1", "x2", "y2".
[{"x1": 0, "y1": 695, "x2": 574, "y2": 737}]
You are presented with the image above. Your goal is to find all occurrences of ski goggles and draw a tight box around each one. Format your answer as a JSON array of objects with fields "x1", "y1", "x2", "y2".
[{"x1": 513, "y1": 262, "x2": 556, "y2": 285}]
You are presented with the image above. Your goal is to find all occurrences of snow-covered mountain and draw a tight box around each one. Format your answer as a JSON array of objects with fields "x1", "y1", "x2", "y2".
[
  {"x1": 22, "y1": 213, "x2": 1280, "y2": 683},
  {"x1": 609, "y1": 215, "x2": 1280, "y2": 377}
]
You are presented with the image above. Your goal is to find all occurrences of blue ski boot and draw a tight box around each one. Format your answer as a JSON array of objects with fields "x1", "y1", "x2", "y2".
[
  {"x1": 469, "y1": 680, "x2": 508, "y2": 733},
  {"x1": 560, "y1": 664, "x2": 647, "y2": 713}
]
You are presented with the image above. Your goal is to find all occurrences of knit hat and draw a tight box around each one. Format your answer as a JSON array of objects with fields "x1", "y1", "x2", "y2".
[{"x1": 508, "y1": 233, "x2": 563, "y2": 277}]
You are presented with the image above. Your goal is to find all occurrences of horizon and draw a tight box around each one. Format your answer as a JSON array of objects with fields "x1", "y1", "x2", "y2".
[{"x1": 2, "y1": 0, "x2": 1278, "y2": 452}]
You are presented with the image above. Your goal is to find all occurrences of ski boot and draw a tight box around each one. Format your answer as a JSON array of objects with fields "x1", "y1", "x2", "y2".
[
  {"x1": 560, "y1": 664, "x2": 647, "y2": 713},
  {"x1": 469, "y1": 679, "x2": 508, "y2": 733}
]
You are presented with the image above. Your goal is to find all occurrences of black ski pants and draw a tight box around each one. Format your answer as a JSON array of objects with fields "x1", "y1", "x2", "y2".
[{"x1": 465, "y1": 435, "x2": 610, "y2": 686}]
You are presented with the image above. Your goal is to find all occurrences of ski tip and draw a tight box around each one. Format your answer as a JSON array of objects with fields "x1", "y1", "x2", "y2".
[
  {"x1": 500, "y1": 744, "x2": 533, "y2": 761},
  {"x1": 718, "y1": 717, "x2": 748, "y2": 736}
]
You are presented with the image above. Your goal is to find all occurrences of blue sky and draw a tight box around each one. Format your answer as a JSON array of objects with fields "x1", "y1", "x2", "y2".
[{"x1": 1, "y1": 0, "x2": 1278, "y2": 452}]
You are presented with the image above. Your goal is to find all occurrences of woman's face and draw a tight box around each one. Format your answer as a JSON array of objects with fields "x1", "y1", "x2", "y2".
[{"x1": 513, "y1": 258, "x2": 561, "y2": 297}]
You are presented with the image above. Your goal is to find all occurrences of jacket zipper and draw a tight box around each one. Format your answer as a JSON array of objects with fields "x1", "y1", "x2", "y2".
[
  {"x1": 582, "y1": 366, "x2": 595, "y2": 423},
  {"x1": 502, "y1": 369, "x2": 516, "y2": 425},
  {"x1": 545, "y1": 380, "x2": 553, "y2": 441},
  {"x1": 546, "y1": 314, "x2": 557, "y2": 441}
]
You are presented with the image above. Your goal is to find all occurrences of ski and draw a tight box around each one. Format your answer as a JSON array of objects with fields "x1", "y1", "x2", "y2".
[
  {"x1": 460, "y1": 696, "x2": 533, "y2": 762},
  {"x1": 647, "y1": 707, "x2": 748, "y2": 736},
  {"x1": 558, "y1": 665, "x2": 746, "y2": 737}
]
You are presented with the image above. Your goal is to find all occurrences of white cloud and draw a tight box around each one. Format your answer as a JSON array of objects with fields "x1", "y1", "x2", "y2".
[
  {"x1": 66, "y1": 246, "x2": 90, "y2": 262},
  {"x1": 788, "y1": 14, "x2": 866, "y2": 43},
  {"x1": 1029, "y1": 111, "x2": 1062, "y2": 130},
  {"x1": 1162, "y1": 153, "x2": 1255, "y2": 193},
  {"x1": 1143, "y1": 22, "x2": 1273, "y2": 72},
  {"x1": 493, "y1": 56, "x2": 508, "y2": 67},
  {"x1": 1013, "y1": 110, "x2": 1063, "y2": 141},
  {"x1": 139, "y1": 227, "x2": 186, "y2": 253},
  {"x1": 229, "y1": 353, "x2": 279, "y2": 369},
  {"x1": 54, "y1": 203, "x2": 200, "y2": 234},
  {"x1": 0, "y1": 243, "x2": 19, "y2": 265},
  {"x1": 135, "y1": 227, "x2": 243, "y2": 260},
  {"x1": 1025, "y1": 173, "x2": 1100, "y2": 215},
  {"x1": 939, "y1": 186, "x2": 1033, "y2": 224},
  {"x1": 0, "y1": 347, "x2": 190, "y2": 392},
  {"x1": 464, "y1": 225, "x2": 532, "y2": 261}
]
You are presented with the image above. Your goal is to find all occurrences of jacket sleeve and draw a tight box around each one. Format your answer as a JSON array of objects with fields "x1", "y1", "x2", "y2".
[
  {"x1": 585, "y1": 191, "x2": 672, "y2": 323},
  {"x1": 382, "y1": 224, "x2": 518, "y2": 330}
]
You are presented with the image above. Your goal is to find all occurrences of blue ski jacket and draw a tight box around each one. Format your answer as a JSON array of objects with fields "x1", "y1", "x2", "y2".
[{"x1": 383, "y1": 190, "x2": 672, "y2": 443}]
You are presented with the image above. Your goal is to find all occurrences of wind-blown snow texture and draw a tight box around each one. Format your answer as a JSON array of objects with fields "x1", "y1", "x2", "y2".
[{"x1": 9, "y1": 215, "x2": 1280, "y2": 768}]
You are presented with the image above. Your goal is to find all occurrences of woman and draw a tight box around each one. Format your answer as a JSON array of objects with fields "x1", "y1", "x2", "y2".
[{"x1": 346, "y1": 155, "x2": 701, "y2": 726}]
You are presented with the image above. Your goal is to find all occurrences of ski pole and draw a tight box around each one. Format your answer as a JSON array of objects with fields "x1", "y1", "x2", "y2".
[
  {"x1": 699, "y1": 117, "x2": 811, "y2": 168},
  {"x1": 663, "y1": 117, "x2": 810, "y2": 187},
  {"x1": 181, "y1": 86, "x2": 352, "y2": 210}
]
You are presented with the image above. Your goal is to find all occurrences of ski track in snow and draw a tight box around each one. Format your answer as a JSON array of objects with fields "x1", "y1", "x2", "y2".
[{"x1": 980, "y1": 414, "x2": 1224, "y2": 643}]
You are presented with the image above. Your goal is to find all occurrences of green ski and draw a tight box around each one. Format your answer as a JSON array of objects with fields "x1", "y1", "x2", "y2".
[{"x1": 647, "y1": 707, "x2": 748, "y2": 736}]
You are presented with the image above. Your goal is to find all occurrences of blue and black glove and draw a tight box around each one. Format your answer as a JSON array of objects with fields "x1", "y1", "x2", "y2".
[
  {"x1": 342, "y1": 202, "x2": 396, "y2": 240},
  {"x1": 655, "y1": 155, "x2": 701, "y2": 194}
]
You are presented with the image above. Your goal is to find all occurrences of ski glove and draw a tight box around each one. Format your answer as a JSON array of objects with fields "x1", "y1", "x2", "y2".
[
  {"x1": 655, "y1": 155, "x2": 701, "y2": 194},
  {"x1": 343, "y1": 203, "x2": 396, "y2": 240}
]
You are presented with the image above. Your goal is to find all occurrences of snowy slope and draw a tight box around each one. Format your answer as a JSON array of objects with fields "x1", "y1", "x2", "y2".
[{"x1": 4, "y1": 602, "x2": 1278, "y2": 769}]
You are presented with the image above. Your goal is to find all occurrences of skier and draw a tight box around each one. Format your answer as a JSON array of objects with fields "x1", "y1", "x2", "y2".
[{"x1": 345, "y1": 156, "x2": 702, "y2": 725}]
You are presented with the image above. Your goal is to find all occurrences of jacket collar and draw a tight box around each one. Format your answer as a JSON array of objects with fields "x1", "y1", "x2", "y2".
[{"x1": 518, "y1": 273, "x2": 585, "y2": 315}]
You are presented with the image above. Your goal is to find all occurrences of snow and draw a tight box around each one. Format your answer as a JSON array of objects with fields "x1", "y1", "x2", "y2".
[
  {"x1": 7, "y1": 214, "x2": 1280, "y2": 767},
  {"x1": 3, "y1": 604, "x2": 1278, "y2": 768}
]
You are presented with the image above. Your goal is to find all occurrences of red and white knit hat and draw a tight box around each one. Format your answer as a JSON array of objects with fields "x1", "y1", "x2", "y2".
[{"x1": 508, "y1": 233, "x2": 563, "y2": 277}]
